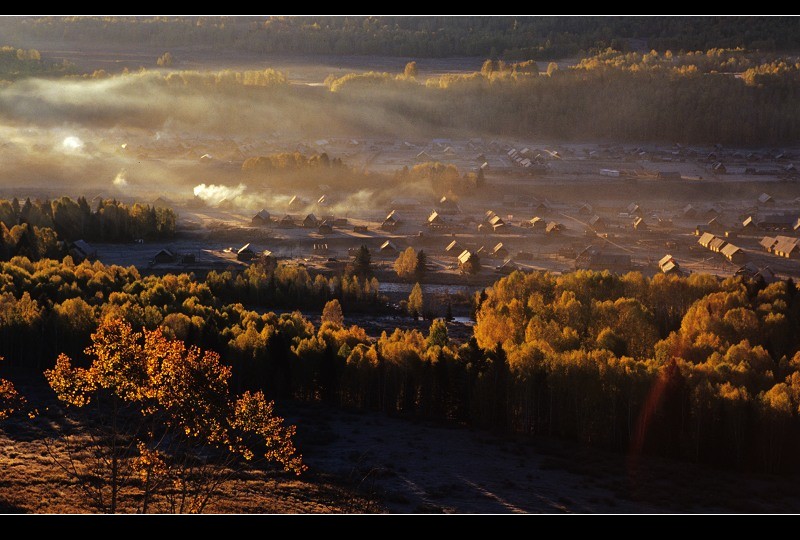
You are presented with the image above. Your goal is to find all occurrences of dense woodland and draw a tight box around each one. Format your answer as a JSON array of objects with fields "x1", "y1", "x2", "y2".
[
  {"x1": 0, "y1": 197, "x2": 175, "y2": 262},
  {"x1": 3, "y1": 253, "x2": 800, "y2": 474},
  {"x1": 3, "y1": 48, "x2": 799, "y2": 144},
  {"x1": 324, "y1": 50, "x2": 800, "y2": 144},
  {"x1": 3, "y1": 17, "x2": 800, "y2": 58}
]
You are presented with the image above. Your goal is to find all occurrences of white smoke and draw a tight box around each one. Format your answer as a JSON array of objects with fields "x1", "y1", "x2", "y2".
[
  {"x1": 61, "y1": 135, "x2": 84, "y2": 153},
  {"x1": 193, "y1": 183, "x2": 246, "y2": 206},
  {"x1": 113, "y1": 169, "x2": 129, "y2": 188}
]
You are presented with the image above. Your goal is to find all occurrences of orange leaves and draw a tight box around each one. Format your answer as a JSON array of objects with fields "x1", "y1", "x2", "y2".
[
  {"x1": 44, "y1": 353, "x2": 96, "y2": 407},
  {"x1": 46, "y1": 318, "x2": 305, "y2": 484},
  {"x1": 0, "y1": 377, "x2": 23, "y2": 421},
  {"x1": 231, "y1": 391, "x2": 305, "y2": 474}
]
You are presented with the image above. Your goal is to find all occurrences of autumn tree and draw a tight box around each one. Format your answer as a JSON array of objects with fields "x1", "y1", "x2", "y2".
[
  {"x1": 44, "y1": 319, "x2": 304, "y2": 514},
  {"x1": 0, "y1": 358, "x2": 23, "y2": 421},
  {"x1": 403, "y1": 61, "x2": 417, "y2": 78},
  {"x1": 394, "y1": 247, "x2": 417, "y2": 280},
  {"x1": 427, "y1": 319, "x2": 448, "y2": 348},
  {"x1": 352, "y1": 245, "x2": 373, "y2": 278},
  {"x1": 157, "y1": 52, "x2": 173, "y2": 67},
  {"x1": 321, "y1": 299, "x2": 344, "y2": 327},
  {"x1": 415, "y1": 250, "x2": 427, "y2": 281},
  {"x1": 408, "y1": 283, "x2": 424, "y2": 319}
]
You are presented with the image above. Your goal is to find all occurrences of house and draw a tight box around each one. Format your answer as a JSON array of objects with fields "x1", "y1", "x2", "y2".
[
  {"x1": 760, "y1": 236, "x2": 778, "y2": 252},
  {"x1": 416, "y1": 151, "x2": 433, "y2": 162},
  {"x1": 600, "y1": 169, "x2": 620, "y2": 177},
  {"x1": 251, "y1": 209, "x2": 271, "y2": 226},
  {"x1": 756, "y1": 266, "x2": 777, "y2": 284},
  {"x1": 659, "y1": 254, "x2": 680, "y2": 274},
  {"x1": 381, "y1": 210, "x2": 399, "y2": 231},
  {"x1": 633, "y1": 217, "x2": 647, "y2": 231},
  {"x1": 588, "y1": 215, "x2": 606, "y2": 231},
  {"x1": 712, "y1": 162, "x2": 727, "y2": 174},
  {"x1": 742, "y1": 216, "x2": 755, "y2": 229},
  {"x1": 279, "y1": 214, "x2": 295, "y2": 228},
  {"x1": 68, "y1": 240, "x2": 97, "y2": 262},
  {"x1": 758, "y1": 193, "x2": 775, "y2": 205},
  {"x1": 704, "y1": 207, "x2": 721, "y2": 219},
  {"x1": 318, "y1": 222, "x2": 334, "y2": 234},
  {"x1": 488, "y1": 215, "x2": 504, "y2": 227},
  {"x1": 578, "y1": 203, "x2": 593, "y2": 216},
  {"x1": 535, "y1": 200, "x2": 552, "y2": 214},
  {"x1": 705, "y1": 217, "x2": 726, "y2": 235},
  {"x1": 287, "y1": 195, "x2": 306, "y2": 211},
  {"x1": 380, "y1": 241, "x2": 398, "y2": 255},
  {"x1": 683, "y1": 204, "x2": 698, "y2": 219},
  {"x1": 491, "y1": 243, "x2": 509, "y2": 259},
  {"x1": 758, "y1": 214, "x2": 795, "y2": 231},
  {"x1": 521, "y1": 216, "x2": 546, "y2": 231},
  {"x1": 546, "y1": 221, "x2": 563, "y2": 234},
  {"x1": 773, "y1": 236, "x2": 799, "y2": 258},
  {"x1": 495, "y1": 259, "x2": 518, "y2": 274},
  {"x1": 313, "y1": 243, "x2": 328, "y2": 254},
  {"x1": 720, "y1": 243, "x2": 746, "y2": 263},
  {"x1": 487, "y1": 215, "x2": 507, "y2": 233},
  {"x1": 317, "y1": 194, "x2": 329, "y2": 207},
  {"x1": 484, "y1": 210, "x2": 497, "y2": 223},
  {"x1": 237, "y1": 243, "x2": 255, "y2": 262},
  {"x1": 445, "y1": 240, "x2": 464, "y2": 254},
  {"x1": 735, "y1": 262, "x2": 761, "y2": 280},
  {"x1": 181, "y1": 253, "x2": 196, "y2": 264},
  {"x1": 152, "y1": 248, "x2": 176, "y2": 265},
  {"x1": 437, "y1": 196, "x2": 461, "y2": 215},
  {"x1": 626, "y1": 203, "x2": 643, "y2": 217},
  {"x1": 427, "y1": 210, "x2": 445, "y2": 227},
  {"x1": 661, "y1": 260, "x2": 680, "y2": 274},
  {"x1": 457, "y1": 250, "x2": 480, "y2": 274},
  {"x1": 302, "y1": 214, "x2": 319, "y2": 228},
  {"x1": 698, "y1": 232, "x2": 717, "y2": 249},
  {"x1": 708, "y1": 237, "x2": 728, "y2": 253},
  {"x1": 353, "y1": 225, "x2": 369, "y2": 233}
]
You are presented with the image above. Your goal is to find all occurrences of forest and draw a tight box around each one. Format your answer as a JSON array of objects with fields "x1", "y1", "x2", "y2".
[
  {"x1": 2, "y1": 48, "x2": 799, "y2": 145},
  {"x1": 3, "y1": 17, "x2": 800, "y2": 58},
  {"x1": 0, "y1": 197, "x2": 176, "y2": 262},
  {"x1": 3, "y1": 253, "x2": 800, "y2": 478},
  {"x1": 323, "y1": 50, "x2": 800, "y2": 144}
]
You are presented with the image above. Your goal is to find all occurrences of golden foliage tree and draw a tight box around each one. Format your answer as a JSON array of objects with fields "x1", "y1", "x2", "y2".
[
  {"x1": 408, "y1": 283, "x2": 424, "y2": 319},
  {"x1": 44, "y1": 319, "x2": 304, "y2": 513},
  {"x1": 321, "y1": 299, "x2": 344, "y2": 327},
  {"x1": 0, "y1": 358, "x2": 23, "y2": 421},
  {"x1": 394, "y1": 247, "x2": 418, "y2": 280}
]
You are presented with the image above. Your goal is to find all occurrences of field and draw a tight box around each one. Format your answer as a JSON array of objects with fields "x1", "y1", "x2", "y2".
[{"x1": 6, "y1": 386, "x2": 800, "y2": 514}]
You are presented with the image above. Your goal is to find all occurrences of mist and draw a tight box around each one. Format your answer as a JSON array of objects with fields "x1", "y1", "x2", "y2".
[{"x1": 0, "y1": 68, "x2": 467, "y2": 209}]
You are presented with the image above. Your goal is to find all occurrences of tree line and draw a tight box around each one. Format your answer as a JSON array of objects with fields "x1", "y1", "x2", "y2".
[
  {"x1": 324, "y1": 50, "x2": 800, "y2": 145},
  {"x1": 3, "y1": 252, "x2": 800, "y2": 473},
  {"x1": 4, "y1": 17, "x2": 800, "y2": 59},
  {"x1": 0, "y1": 196, "x2": 176, "y2": 262}
]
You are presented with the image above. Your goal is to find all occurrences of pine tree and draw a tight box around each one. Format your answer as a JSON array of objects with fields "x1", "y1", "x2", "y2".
[{"x1": 353, "y1": 245, "x2": 372, "y2": 278}]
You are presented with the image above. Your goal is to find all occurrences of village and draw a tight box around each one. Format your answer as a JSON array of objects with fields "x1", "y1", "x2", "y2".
[{"x1": 39, "y1": 135, "x2": 800, "y2": 299}]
